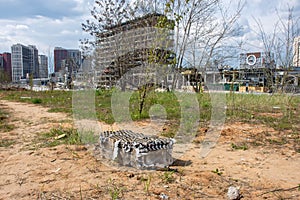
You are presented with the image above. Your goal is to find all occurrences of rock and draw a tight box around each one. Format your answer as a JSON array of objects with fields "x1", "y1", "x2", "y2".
[
  {"x1": 227, "y1": 186, "x2": 240, "y2": 200},
  {"x1": 159, "y1": 193, "x2": 169, "y2": 199}
]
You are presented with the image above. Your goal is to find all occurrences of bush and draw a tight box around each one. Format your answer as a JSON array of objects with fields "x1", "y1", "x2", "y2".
[{"x1": 32, "y1": 98, "x2": 42, "y2": 104}]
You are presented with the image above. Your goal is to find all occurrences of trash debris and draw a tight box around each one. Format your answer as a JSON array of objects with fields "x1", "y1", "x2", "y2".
[
  {"x1": 54, "y1": 134, "x2": 66, "y2": 140},
  {"x1": 159, "y1": 193, "x2": 169, "y2": 199},
  {"x1": 227, "y1": 186, "x2": 241, "y2": 200},
  {"x1": 95, "y1": 130, "x2": 175, "y2": 169}
]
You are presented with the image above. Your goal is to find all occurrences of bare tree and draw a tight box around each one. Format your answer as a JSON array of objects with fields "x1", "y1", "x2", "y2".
[
  {"x1": 80, "y1": 0, "x2": 135, "y2": 57},
  {"x1": 159, "y1": 0, "x2": 244, "y2": 92},
  {"x1": 254, "y1": 5, "x2": 300, "y2": 93}
]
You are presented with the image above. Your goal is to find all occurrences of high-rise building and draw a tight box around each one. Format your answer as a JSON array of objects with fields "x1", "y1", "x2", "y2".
[
  {"x1": 95, "y1": 13, "x2": 175, "y2": 88},
  {"x1": 0, "y1": 52, "x2": 12, "y2": 81},
  {"x1": 54, "y1": 47, "x2": 81, "y2": 72},
  {"x1": 38, "y1": 55, "x2": 48, "y2": 78},
  {"x1": 54, "y1": 47, "x2": 68, "y2": 72},
  {"x1": 11, "y1": 44, "x2": 39, "y2": 82},
  {"x1": 293, "y1": 36, "x2": 300, "y2": 67},
  {"x1": 29, "y1": 45, "x2": 39, "y2": 78}
]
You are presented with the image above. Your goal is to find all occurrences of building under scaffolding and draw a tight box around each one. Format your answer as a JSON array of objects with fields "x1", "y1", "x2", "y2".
[{"x1": 94, "y1": 13, "x2": 175, "y2": 89}]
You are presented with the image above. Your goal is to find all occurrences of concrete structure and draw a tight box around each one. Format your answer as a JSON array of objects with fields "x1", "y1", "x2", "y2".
[
  {"x1": 293, "y1": 36, "x2": 300, "y2": 67},
  {"x1": 95, "y1": 13, "x2": 175, "y2": 89},
  {"x1": 238, "y1": 52, "x2": 276, "y2": 90},
  {"x1": 38, "y1": 55, "x2": 49, "y2": 78},
  {"x1": 95, "y1": 130, "x2": 174, "y2": 169},
  {"x1": 11, "y1": 44, "x2": 39, "y2": 82},
  {"x1": 0, "y1": 52, "x2": 12, "y2": 81}
]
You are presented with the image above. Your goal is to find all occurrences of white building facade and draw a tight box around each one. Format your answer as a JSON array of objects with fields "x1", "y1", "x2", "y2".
[
  {"x1": 11, "y1": 43, "x2": 39, "y2": 82},
  {"x1": 293, "y1": 36, "x2": 300, "y2": 67},
  {"x1": 38, "y1": 55, "x2": 48, "y2": 78}
]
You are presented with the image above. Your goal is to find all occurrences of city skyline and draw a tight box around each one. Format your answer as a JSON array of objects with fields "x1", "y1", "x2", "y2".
[{"x1": 0, "y1": 0, "x2": 300, "y2": 61}]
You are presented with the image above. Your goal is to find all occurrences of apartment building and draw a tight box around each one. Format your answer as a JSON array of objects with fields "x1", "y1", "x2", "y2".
[
  {"x1": 293, "y1": 36, "x2": 300, "y2": 67},
  {"x1": 11, "y1": 44, "x2": 39, "y2": 82},
  {"x1": 38, "y1": 55, "x2": 48, "y2": 78},
  {"x1": 0, "y1": 52, "x2": 12, "y2": 81},
  {"x1": 54, "y1": 47, "x2": 81, "y2": 73}
]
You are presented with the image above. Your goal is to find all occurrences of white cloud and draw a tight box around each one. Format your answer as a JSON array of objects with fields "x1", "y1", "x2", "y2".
[
  {"x1": 0, "y1": 0, "x2": 299, "y2": 62},
  {"x1": 0, "y1": 0, "x2": 94, "y2": 55}
]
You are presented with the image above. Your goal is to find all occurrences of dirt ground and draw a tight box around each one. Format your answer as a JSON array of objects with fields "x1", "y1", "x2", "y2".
[{"x1": 0, "y1": 100, "x2": 299, "y2": 200}]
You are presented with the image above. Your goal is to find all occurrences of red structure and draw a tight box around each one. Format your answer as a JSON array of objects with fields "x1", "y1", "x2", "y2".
[
  {"x1": 0, "y1": 53, "x2": 12, "y2": 81},
  {"x1": 54, "y1": 47, "x2": 68, "y2": 72}
]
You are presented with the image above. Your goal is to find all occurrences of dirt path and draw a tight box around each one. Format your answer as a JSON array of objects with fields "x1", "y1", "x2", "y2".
[{"x1": 0, "y1": 100, "x2": 299, "y2": 199}]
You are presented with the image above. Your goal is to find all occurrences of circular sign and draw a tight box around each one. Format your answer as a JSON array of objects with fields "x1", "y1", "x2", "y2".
[{"x1": 246, "y1": 54, "x2": 257, "y2": 66}]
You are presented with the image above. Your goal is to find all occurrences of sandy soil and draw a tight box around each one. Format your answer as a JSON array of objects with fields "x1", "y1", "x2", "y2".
[{"x1": 0, "y1": 100, "x2": 299, "y2": 200}]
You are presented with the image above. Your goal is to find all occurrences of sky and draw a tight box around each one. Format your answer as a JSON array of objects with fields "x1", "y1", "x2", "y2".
[{"x1": 0, "y1": 0, "x2": 299, "y2": 68}]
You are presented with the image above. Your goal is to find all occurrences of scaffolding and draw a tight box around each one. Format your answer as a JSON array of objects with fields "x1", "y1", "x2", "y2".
[{"x1": 94, "y1": 13, "x2": 175, "y2": 89}]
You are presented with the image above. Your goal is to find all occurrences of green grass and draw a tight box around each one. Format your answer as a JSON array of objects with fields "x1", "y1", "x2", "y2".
[
  {"x1": 231, "y1": 143, "x2": 248, "y2": 150},
  {"x1": 32, "y1": 98, "x2": 42, "y2": 104},
  {"x1": 1, "y1": 89, "x2": 299, "y2": 139},
  {"x1": 227, "y1": 93, "x2": 300, "y2": 131},
  {"x1": 36, "y1": 127, "x2": 83, "y2": 148},
  {"x1": 1, "y1": 90, "x2": 73, "y2": 114},
  {"x1": 161, "y1": 171, "x2": 175, "y2": 183},
  {"x1": 0, "y1": 107, "x2": 14, "y2": 132},
  {"x1": 0, "y1": 138, "x2": 15, "y2": 147}
]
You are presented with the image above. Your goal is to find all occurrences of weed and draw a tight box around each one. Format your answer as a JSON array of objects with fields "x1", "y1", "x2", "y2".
[
  {"x1": 37, "y1": 127, "x2": 82, "y2": 148},
  {"x1": 231, "y1": 143, "x2": 248, "y2": 151},
  {"x1": 267, "y1": 138, "x2": 287, "y2": 145},
  {"x1": 141, "y1": 174, "x2": 152, "y2": 194},
  {"x1": 161, "y1": 171, "x2": 175, "y2": 183},
  {"x1": 0, "y1": 108, "x2": 14, "y2": 132},
  {"x1": 1, "y1": 89, "x2": 300, "y2": 136},
  {"x1": 160, "y1": 121, "x2": 178, "y2": 138},
  {"x1": 107, "y1": 179, "x2": 123, "y2": 200},
  {"x1": 0, "y1": 123, "x2": 14, "y2": 132},
  {"x1": 32, "y1": 98, "x2": 42, "y2": 104},
  {"x1": 0, "y1": 139, "x2": 15, "y2": 147},
  {"x1": 79, "y1": 131, "x2": 97, "y2": 144},
  {"x1": 211, "y1": 168, "x2": 223, "y2": 176}
]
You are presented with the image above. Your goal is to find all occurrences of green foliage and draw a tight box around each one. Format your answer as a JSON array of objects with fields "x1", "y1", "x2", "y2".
[
  {"x1": 80, "y1": 131, "x2": 98, "y2": 144},
  {"x1": 161, "y1": 171, "x2": 175, "y2": 183},
  {"x1": 267, "y1": 138, "x2": 287, "y2": 145},
  {"x1": 1, "y1": 90, "x2": 73, "y2": 114},
  {"x1": 29, "y1": 74, "x2": 34, "y2": 89},
  {"x1": 231, "y1": 143, "x2": 248, "y2": 151},
  {"x1": 211, "y1": 168, "x2": 223, "y2": 176},
  {"x1": 37, "y1": 127, "x2": 82, "y2": 148},
  {"x1": 107, "y1": 179, "x2": 123, "y2": 200},
  {"x1": 0, "y1": 69, "x2": 11, "y2": 83},
  {"x1": 0, "y1": 123, "x2": 14, "y2": 132},
  {"x1": 95, "y1": 90, "x2": 114, "y2": 124},
  {"x1": 1, "y1": 90, "x2": 299, "y2": 138},
  {"x1": 156, "y1": 15, "x2": 175, "y2": 29},
  {"x1": 141, "y1": 174, "x2": 152, "y2": 194},
  {"x1": 226, "y1": 93, "x2": 300, "y2": 132},
  {"x1": 0, "y1": 139, "x2": 15, "y2": 147},
  {"x1": 0, "y1": 108, "x2": 14, "y2": 132},
  {"x1": 129, "y1": 90, "x2": 181, "y2": 121},
  {"x1": 32, "y1": 98, "x2": 42, "y2": 104}
]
